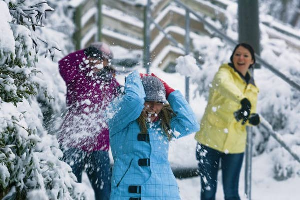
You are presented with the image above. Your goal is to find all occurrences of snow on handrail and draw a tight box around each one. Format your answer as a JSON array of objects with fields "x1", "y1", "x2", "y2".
[
  {"x1": 81, "y1": 7, "x2": 97, "y2": 28},
  {"x1": 260, "y1": 116, "x2": 300, "y2": 164}
]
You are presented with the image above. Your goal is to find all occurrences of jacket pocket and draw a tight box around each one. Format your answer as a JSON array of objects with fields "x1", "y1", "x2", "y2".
[{"x1": 116, "y1": 158, "x2": 133, "y2": 187}]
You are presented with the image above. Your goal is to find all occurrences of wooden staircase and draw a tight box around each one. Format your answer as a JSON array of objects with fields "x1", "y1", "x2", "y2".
[{"x1": 72, "y1": 0, "x2": 300, "y2": 71}]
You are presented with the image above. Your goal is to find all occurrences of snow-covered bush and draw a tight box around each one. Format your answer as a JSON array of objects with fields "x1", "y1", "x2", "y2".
[
  {"x1": 0, "y1": 0, "x2": 86, "y2": 199},
  {"x1": 260, "y1": 0, "x2": 300, "y2": 28},
  {"x1": 34, "y1": 0, "x2": 75, "y2": 132},
  {"x1": 191, "y1": 36, "x2": 232, "y2": 100},
  {"x1": 256, "y1": 29, "x2": 300, "y2": 180}
]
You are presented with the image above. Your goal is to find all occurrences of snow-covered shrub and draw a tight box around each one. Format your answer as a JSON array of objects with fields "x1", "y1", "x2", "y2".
[
  {"x1": 33, "y1": 0, "x2": 75, "y2": 132},
  {"x1": 191, "y1": 36, "x2": 232, "y2": 100},
  {"x1": 260, "y1": 0, "x2": 300, "y2": 28},
  {"x1": 0, "y1": 0, "x2": 86, "y2": 199},
  {"x1": 256, "y1": 30, "x2": 300, "y2": 180}
]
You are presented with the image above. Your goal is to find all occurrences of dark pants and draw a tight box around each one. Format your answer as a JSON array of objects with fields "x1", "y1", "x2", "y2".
[
  {"x1": 63, "y1": 148, "x2": 111, "y2": 200},
  {"x1": 196, "y1": 143, "x2": 244, "y2": 200}
]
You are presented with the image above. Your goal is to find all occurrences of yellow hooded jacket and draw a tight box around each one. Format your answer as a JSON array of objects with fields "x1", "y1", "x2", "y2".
[{"x1": 195, "y1": 63, "x2": 259, "y2": 153}]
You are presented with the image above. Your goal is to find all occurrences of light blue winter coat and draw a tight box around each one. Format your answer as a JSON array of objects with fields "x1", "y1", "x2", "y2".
[{"x1": 108, "y1": 71, "x2": 199, "y2": 200}]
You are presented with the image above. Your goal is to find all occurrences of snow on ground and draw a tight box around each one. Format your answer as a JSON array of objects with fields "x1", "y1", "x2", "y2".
[{"x1": 178, "y1": 158, "x2": 300, "y2": 200}]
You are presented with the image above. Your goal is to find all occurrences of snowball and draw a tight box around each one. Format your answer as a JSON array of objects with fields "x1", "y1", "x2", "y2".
[
  {"x1": 175, "y1": 55, "x2": 199, "y2": 79},
  {"x1": 212, "y1": 107, "x2": 217, "y2": 112}
]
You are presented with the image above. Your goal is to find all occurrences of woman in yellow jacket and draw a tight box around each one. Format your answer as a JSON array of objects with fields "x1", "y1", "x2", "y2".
[{"x1": 195, "y1": 43, "x2": 260, "y2": 200}]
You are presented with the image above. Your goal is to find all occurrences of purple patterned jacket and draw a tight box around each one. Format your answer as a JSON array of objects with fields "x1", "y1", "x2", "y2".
[{"x1": 58, "y1": 49, "x2": 120, "y2": 152}]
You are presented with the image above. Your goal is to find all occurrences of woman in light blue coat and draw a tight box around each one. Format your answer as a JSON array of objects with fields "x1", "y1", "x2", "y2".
[{"x1": 107, "y1": 70, "x2": 199, "y2": 200}]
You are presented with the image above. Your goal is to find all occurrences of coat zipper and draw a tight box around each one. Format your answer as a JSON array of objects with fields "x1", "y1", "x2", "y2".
[{"x1": 116, "y1": 158, "x2": 133, "y2": 187}]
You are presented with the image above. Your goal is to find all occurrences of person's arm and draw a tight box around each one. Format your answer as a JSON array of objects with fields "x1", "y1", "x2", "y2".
[
  {"x1": 108, "y1": 70, "x2": 145, "y2": 135},
  {"x1": 148, "y1": 73, "x2": 199, "y2": 138},
  {"x1": 212, "y1": 65, "x2": 246, "y2": 104},
  {"x1": 168, "y1": 90, "x2": 200, "y2": 138}
]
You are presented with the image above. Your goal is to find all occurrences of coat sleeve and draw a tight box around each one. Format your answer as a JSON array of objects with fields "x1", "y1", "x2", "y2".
[
  {"x1": 168, "y1": 90, "x2": 200, "y2": 139},
  {"x1": 212, "y1": 66, "x2": 246, "y2": 104},
  {"x1": 108, "y1": 70, "x2": 145, "y2": 135}
]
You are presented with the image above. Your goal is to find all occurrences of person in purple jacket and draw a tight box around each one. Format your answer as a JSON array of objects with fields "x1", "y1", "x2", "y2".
[{"x1": 58, "y1": 42, "x2": 120, "y2": 200}]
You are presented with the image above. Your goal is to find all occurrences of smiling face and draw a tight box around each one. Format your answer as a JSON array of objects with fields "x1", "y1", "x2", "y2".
[
  {"x1": 143, "y1": 101, "x2": 164, "y2": 122},
  {"x1": 232, "y1": 46, "x2": 254, "y2": 76}
]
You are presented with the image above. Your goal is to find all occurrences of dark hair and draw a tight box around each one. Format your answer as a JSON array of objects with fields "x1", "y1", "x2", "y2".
[
  {"x1": 84, "y1": 42, "x2": 113, "y2": 60},
  {"x1": 137, "y1": 104, "x2": 175, "y2": 141},
  {"x1": 230, "y1": 43, "x2": 256, "y2": 67},
  {"x1": 95, "y1": 66, "x2": 116, "y2": 81}
]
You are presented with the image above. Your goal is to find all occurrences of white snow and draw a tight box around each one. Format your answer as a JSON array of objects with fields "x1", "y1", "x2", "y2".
[
  {"x1": 81, "y1": 7, "x2": 97, "y2": 27},
  {"x1": 1, "y1": 0, "x2": 300, "y2": 199},
  {"x1": 0, "y1": 1, "x2": 15, "y2": 64},
  {"x1": 175, "y1": 55, "x2": 199, "y2": 78},
  {"x1": 80, "y1": 25, "x2": 97, "y2": 49}
]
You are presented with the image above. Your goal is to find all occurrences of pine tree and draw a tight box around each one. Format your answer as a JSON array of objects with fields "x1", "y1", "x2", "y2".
[{"x1": 0, "y1": 0, "x2": 87, "y2": 199}]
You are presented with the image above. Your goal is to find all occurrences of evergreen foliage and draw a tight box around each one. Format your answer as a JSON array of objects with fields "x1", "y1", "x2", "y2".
[{"x1": 0, "y1": 0, "x2": 86, "y2": 199}]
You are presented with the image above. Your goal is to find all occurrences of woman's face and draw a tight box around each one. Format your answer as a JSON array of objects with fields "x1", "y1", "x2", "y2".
[
  {"x1": 232, "y1": 46, "x2": 254, "y2": 76},
  {"x1": 143, "y1": 101, "x2": 164, "y2": 122}
]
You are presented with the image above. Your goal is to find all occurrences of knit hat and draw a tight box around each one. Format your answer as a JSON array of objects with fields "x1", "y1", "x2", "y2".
[{"x1": 141, "y1": 76, "x2": 167, "y2": 103}]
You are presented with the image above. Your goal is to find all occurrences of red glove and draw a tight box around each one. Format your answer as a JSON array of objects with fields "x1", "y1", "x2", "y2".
[
  {"x1": 139, "y1": 73, "x2": 149, "y2": 78},
  {"x1": 151, "y1": 73, "x2": 175, "y2": 98}
]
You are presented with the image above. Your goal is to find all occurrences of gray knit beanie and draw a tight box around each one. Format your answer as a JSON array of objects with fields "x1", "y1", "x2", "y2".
[{"x1": 141, "y1": 76, "x2": 167, "y2": 103}]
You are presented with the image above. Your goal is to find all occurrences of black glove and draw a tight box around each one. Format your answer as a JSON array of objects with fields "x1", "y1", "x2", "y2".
[
  {"x1": 248, "y1": 113, "x2": 260, "y2": 126},
  {"x1": 234, "y1": 98, "x2": 251, "y2": 125}
]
